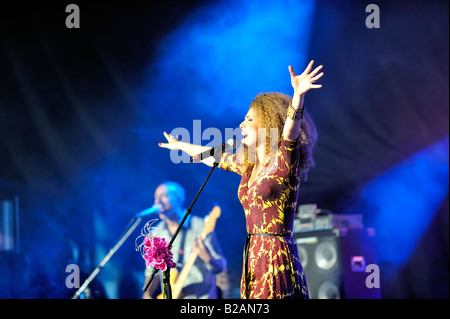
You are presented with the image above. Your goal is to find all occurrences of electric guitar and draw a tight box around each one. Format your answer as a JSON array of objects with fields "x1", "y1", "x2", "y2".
[{"x1": 157, "y1": 205, "x2": 221, "y2": 299}]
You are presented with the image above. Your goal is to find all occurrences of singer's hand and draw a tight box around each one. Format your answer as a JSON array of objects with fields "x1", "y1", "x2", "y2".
[
  {"x1": 289, "y1": 60, "x2": 324, "y2": 98},
  {"x1": 158, "y1": 131, "x2": 182, "y2": 150},
  {"x1": 158, "y1": 131, "x2": 216, "y2": 167}
]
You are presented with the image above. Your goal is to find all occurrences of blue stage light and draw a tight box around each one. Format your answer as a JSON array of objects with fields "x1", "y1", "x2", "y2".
[{"x1": 357, "y1": 136, "x2": 449, "y2": 266}]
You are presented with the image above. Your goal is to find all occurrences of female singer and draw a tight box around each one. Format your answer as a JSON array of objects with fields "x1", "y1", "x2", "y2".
[{"x1": 159, "y1": 61, "x2": 323, "y2": 299}]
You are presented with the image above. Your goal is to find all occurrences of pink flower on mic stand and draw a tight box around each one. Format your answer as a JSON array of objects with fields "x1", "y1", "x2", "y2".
[
  {"x1": 143, "y1": 236, "x2": 176, "y2": 271},
  {"x1": 136, "y1": 220, "x2": 176, "y2": 271}
]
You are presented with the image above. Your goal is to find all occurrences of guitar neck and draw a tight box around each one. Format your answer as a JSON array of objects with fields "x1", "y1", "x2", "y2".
[{"x1": 171, "y1": 206, "x2": 220, "y2": 299}]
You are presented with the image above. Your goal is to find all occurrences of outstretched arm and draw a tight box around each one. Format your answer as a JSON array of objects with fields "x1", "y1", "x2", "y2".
[
  {"x1": 158, "y1": 132, "x2": 217, "y2": 167},
  {"x1": 283, "y1": 60, "x2": 324, "y2": 141}
]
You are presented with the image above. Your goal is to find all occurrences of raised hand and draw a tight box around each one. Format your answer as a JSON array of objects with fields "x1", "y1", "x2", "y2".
[{"x1": 288, "y1": 60, "x2": 324, "y2": 97}]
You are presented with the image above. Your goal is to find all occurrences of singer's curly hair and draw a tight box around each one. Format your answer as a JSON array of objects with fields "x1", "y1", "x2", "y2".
[{"x1": 245, "y1": 92, "x2": 318, "y2": 180}]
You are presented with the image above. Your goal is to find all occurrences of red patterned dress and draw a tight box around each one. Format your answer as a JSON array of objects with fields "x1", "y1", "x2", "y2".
[{"x1": 219, "y1": 135, "x2": 309, "y2": 299}]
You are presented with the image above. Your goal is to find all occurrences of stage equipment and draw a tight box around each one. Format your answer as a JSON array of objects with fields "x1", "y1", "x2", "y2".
[{"x1": 295, "y1": 204, "x2": 380, "y2": 299}]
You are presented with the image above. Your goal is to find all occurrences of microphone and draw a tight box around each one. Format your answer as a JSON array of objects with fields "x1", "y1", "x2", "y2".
[
  {"x1": 135, "y1": 204, "x2": 161, "y2": 218},
  {"x1": 190, "y1": 139, "x2": 237, "y2": 163}
]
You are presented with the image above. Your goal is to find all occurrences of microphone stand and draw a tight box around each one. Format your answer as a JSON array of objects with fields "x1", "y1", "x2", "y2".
[
  {"x1": 71, "y1": 216, "x2": 143, "y2": 299},
  {"x1": 142, "y1": 162, "x2": 219, "y2": 298}
]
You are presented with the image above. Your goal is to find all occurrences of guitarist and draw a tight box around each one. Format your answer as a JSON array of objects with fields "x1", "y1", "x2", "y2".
[{"x1": 142, "y1": 181, "x2": 227, "y2": 299}]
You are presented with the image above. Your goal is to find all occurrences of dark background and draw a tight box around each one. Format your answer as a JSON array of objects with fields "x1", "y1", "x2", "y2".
[{"x1": 0, "y1": 0, "x2": 448, "y2": 299}]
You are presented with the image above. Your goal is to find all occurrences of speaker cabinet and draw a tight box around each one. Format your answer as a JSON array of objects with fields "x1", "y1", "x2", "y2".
[{"x1": 295, "y1": 228, "x2": 381, "y2": 299}]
